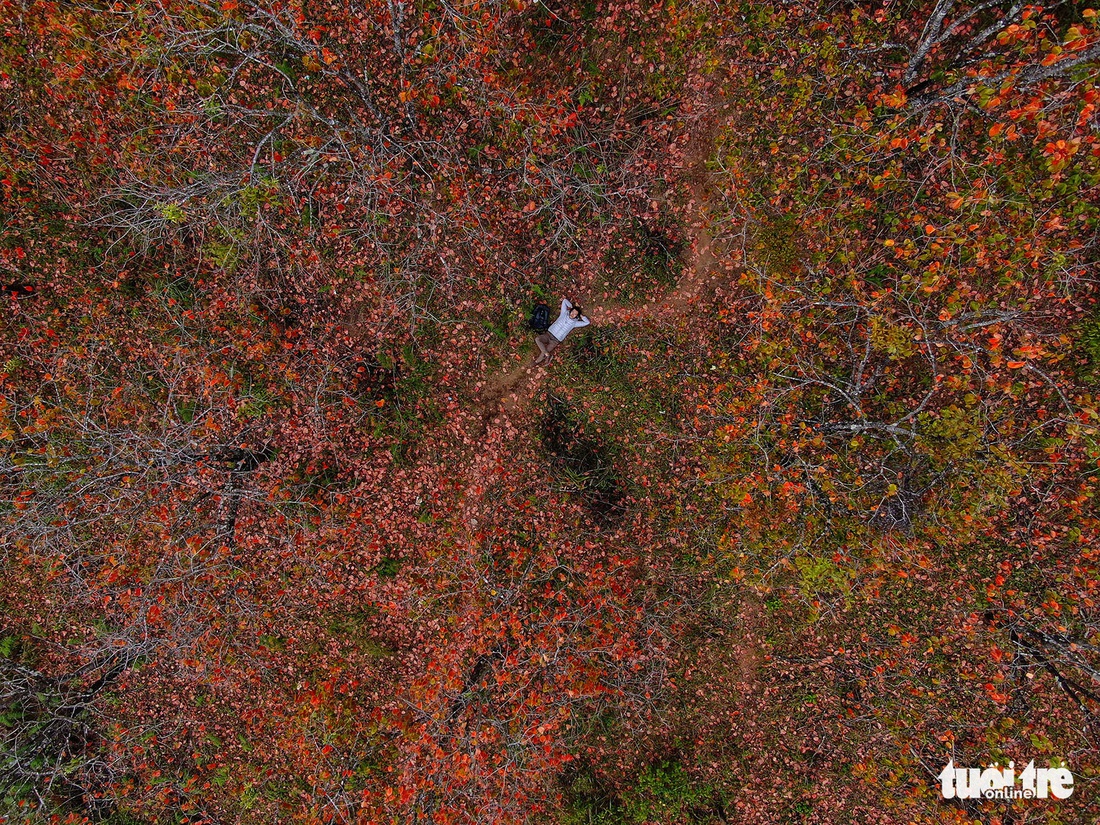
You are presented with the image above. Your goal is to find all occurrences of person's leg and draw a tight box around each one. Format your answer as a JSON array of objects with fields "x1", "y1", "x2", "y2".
[{"x1": 534, "y1": 333, "x2": 551, "y2": 364}]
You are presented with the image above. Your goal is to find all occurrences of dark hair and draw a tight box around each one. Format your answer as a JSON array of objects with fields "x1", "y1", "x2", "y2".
[{"x1": 570, "y1": 304, "x2": 583, "y2": 316}]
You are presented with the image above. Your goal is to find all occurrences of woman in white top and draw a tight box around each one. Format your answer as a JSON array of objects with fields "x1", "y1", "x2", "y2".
[{"x1": 534, "y1": 298, "x2": 590, "y2": 365}]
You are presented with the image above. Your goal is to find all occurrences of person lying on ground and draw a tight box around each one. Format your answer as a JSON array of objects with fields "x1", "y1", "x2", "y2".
[{"x1": 534, "y1": 298, "x2": 590, "y2": 366}]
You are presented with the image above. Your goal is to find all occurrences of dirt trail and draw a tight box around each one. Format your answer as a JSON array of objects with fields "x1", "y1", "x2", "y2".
[
  {"x1": 462, "y1": 87, "x2": 765, "y2": 707},
  {"x1": 587, "y1": 106, "x2": 727, "y2": 326},
  {"x1": 474, "y1": 104, "x2": 733, "y2": 433}
]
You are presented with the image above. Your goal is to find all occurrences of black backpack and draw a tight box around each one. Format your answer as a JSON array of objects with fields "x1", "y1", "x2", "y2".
[{"x1": 529, "y1": 302, "x2": 551, "y2": 332}]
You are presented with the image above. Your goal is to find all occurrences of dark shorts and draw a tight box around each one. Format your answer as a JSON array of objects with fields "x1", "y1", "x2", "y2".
[{"x1": 536, "y1": 332, "x2": 561, "y2": 353}]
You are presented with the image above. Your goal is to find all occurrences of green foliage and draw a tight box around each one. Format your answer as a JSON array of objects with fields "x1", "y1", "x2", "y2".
[
  {"x1": 480, "y1": 296, "x2": 514, "y2": 342},
  {"x1": 1076, "y1": 311, "x2": 1100, "y2": 381},
  {"x1": 239, "y1": 780, "x2": 259, "y2": 810},
  {"x1": 258, "y1": 634, "x2": 286, "y2": 652},
  {"x1": 538, "y1": 395, "x2": 623, "y2": 521},
  {"x1": 211, "y1": 765, "x2": 232, "y2": 787},
  {"x1": 371, "y1": 344, "x2": 443, "y2": 464},
  {"x1": 527, "y1": 7, "x2": 570, "y2": 53},
  {"x1": 620, "y1": 760, "x2": 711, "y2": 824},
  {"x1": 238, "y1": 387, "x2": 273, "y2": 419},
  {"x1": 176, "y1": 398, "x2": 197, "y2": 424},
  {"x1": 361, "y1": 640, "x2": 395, "y2": 658},
  {"x1": 795, "y1": 554, "x2": 851, "y2": 605},
  {"x1": 153, "y1": 275, "x2": 196, "y2": 310},
  {"x1": 561, "y1": 768, "x2": 624, "y2": 825},
  {"x1": 602, "y1": 219, "x2": 684, "y2": 303},
  {"x1": 155, "y1": 202, "x2": 187, "y2": 223},
  {"x1": 0, "y1": 635, "x2": 19, "y2": 658},
  {"x1": 373, "y1": 557, "x2": 401, "y2": 578},
  {"x1": 918, "y1": 404, "x2": 983, "y2": 463},
  {"x1": 234, "y1": 177, "x2": 281, "y2": 219},
  {"x1": 752, "y1": 213, "x2": 801, "y2": 278},
  {"x1": 566, "y1": 327, "x2": 636, "y2": 387},
  {"x1": 299, "y1": 200, "x2": 320, "y2": 229},
  {"x1": 867, "y1": 316, "x2": 915, "y2": 360},
  {"x1": 96, "y1": 810, "x2": 149, "y2": 825},
  {"x1": 204, "y1": 239, "x2": 240, "y2": 274}
]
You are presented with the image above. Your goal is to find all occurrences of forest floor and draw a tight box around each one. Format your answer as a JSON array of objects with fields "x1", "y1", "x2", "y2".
[
  {"x1": 474, "y1": 94, "x2": 734, "y2": 435},
  {"x1": 464, "y1": 89, "x2": 766, "y2": 692}
]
